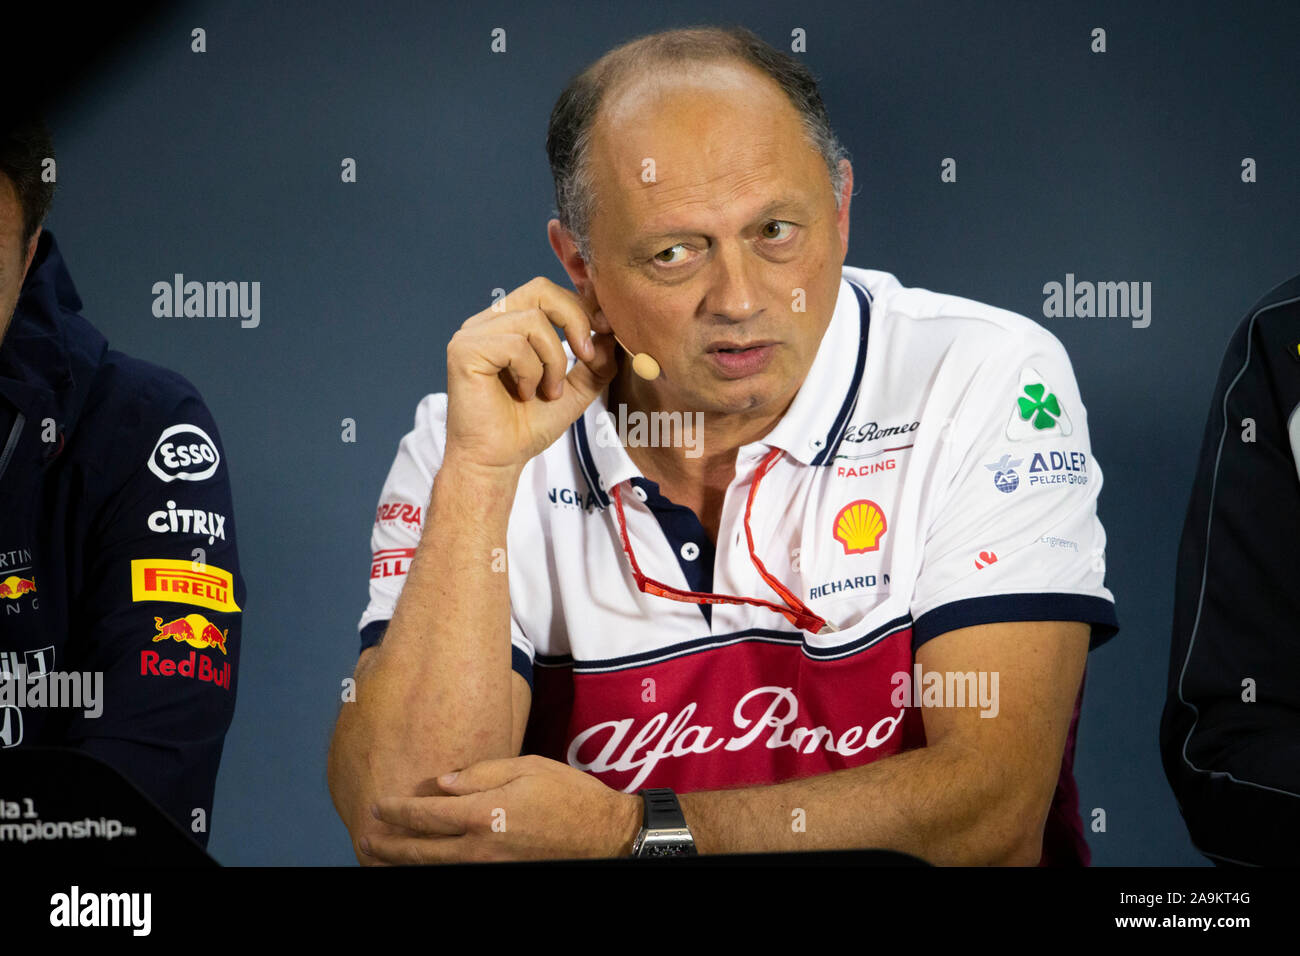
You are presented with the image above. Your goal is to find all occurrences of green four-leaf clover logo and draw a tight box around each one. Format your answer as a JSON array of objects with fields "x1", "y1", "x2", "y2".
[{"x1": 1017, "y1": 382, "x2": 1061, "y2": 430}]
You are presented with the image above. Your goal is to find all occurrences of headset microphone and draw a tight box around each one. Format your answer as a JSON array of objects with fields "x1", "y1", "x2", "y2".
[{"x1": 610, "y1": 332, "x2": 661, "y2": 381}]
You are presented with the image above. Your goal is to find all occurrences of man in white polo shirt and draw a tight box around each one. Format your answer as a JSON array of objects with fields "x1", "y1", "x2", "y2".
[{"x1": 328, "y1": 25, "x2": 1118, "y2": 866}]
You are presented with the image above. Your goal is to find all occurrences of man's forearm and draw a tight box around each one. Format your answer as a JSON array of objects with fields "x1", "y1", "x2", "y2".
[
  {"x1": 330, "y1": 458, "x2": 520, "y2": 831},
  {"x1": 676, "y1": 741, "x2": 1045, "y2": 866}
]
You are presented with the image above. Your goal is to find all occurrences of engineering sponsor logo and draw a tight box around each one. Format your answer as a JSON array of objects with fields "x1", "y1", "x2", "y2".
[
  {"x1": 1039, "y1": 535, "x2": 1078, "y2": 551},
  {"x1": 371, "y1": 547, "x2": 415, "y2": 579},
  {"x1": 147, "y1": 500, "x2": 226, "y2": 544},
  {"x1": 375, "y1": 501, "x2": 422, "y2": 529},
  {"x1": 567, "y1": 686, "x2": 906, "y2": 792},
  {"x1": 974, "y1": 550, "x2": 998, "y2": 569},
  {"x1": 130, "y1": 559, "x2": 241, "y2": 613},
  {"x1": 147, "y1": 424, "x2": 221, "y2": 483},
  {"x1": 832, "y1": 499, "x2": 888, "y2": 555},
  {"x1": 841, "y1": 421, "x2": 920, "y2": 444}
]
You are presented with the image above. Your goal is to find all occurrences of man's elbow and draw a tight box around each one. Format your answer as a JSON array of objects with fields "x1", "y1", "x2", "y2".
[
  {"x1": 327, "y1": 702, "x2": 375, "y2": 830},
  {"x1": 957, "y1": 775, "x2": 1050, "y2": 866},
  {"x1": 995, "y1": 824, "x2": 1047, "y2": 866},
  {"x1": 949, "y1": 815, "x2": 1043, "y2": 866},
  {"x1": 327, "y1": 729, "x2": 384, "y2": 864}
]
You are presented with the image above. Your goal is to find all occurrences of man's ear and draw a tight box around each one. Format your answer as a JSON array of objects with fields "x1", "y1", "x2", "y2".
[
  {"x1": 21, "y1": 226, "x2": 40, "y2": 279},
  {"x1": 834, "y1": 160, "x2": 852, "y2": 256},
  {"x1": 547, "y1": 218, "x2": 594, "y2": 294}
]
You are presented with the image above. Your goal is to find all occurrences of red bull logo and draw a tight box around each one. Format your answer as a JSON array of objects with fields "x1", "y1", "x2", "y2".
[
  {"x1": 0, "y1": 576, "x2": 36, "y2": 599},
  {"x1": 139, "y1": 649, "x2": 231, "y2": 689},
  {"x1": 153, "y1": 613, "x2": 229, "y2": 655}
]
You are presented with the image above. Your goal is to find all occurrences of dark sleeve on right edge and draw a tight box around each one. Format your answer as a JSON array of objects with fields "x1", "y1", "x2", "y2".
[{"x1": 1160, "y1": 275, "x2": 1300, "y2": 866}]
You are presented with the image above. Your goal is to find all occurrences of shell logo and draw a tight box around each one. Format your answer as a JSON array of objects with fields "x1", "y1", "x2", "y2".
[{"x1": 832, "y1": 499, "x2": 888, "y2": 555}]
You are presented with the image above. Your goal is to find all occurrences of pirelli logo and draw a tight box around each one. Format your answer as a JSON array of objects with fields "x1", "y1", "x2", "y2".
[{"x1": 130, "y1": 559, "x2": 241, "y2": 613}]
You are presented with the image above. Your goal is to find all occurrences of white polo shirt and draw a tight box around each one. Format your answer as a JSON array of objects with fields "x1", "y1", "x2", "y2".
[{"x1": 358, "y1": 265, "x2": 1118, "y2": 860}]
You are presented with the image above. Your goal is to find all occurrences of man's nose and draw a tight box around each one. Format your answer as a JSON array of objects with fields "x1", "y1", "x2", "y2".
[{"x1": 705, "y1": 240, "x2": 763, "y2": 321}]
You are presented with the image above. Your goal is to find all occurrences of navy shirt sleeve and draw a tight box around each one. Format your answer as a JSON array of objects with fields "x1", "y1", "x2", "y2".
[{"x1": 61, "y1": 370, "x2": 244, "y2": 850}]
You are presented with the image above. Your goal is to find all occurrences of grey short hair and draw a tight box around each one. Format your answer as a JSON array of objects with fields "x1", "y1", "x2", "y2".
[{"x1": 546, "y1": 25, "x2": 851, "y2": 266}]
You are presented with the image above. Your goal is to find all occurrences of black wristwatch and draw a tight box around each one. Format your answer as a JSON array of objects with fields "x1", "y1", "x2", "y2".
[{"x1": 630, "y1": 787, "x2": 697, "y2": 857}]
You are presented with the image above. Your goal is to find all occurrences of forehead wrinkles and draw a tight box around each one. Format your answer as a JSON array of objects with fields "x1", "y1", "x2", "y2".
[
  {"x1": 632, "y1": 155, "x2": 790, "y2": 231},
  {"x1": 594, "y1": 85, "x2": 806, "y2": 229}
]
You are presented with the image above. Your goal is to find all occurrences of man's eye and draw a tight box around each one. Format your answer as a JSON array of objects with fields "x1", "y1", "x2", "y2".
[
  {"x1": 761, "y1": 220, "x2": 795, "y2": 241},
  {"x1": 653, "y1": 244, "x2": 688, "y2": 264}
]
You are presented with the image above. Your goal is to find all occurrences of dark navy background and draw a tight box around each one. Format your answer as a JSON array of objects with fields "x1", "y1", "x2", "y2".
[{"x1": 28, "y1": 0, "x2": 1300, "y2": 864}]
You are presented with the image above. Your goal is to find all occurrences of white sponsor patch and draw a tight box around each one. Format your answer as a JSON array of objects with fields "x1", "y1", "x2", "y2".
[{"x1": 147, "y1": 424, "x2": 220, "y2": 482}]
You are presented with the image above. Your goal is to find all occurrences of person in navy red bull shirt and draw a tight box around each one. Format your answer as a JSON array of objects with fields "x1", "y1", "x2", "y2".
[
  {"x1": 0, "y1": 116, "x2": 243, "y2": 850},
  {"x1": 330, "y1": 26, "x2": 1119, "y2": 866}
]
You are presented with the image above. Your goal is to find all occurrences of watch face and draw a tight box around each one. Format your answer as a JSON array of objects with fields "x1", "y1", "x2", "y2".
[
  {"x1": 644, "y1": 843, "x2": 696, "y2": 858},
  {"x1": 637, "y1": 828, "x2": 698, "y2": 858}
]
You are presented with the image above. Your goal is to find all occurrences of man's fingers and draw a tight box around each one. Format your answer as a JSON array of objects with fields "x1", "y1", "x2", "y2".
[
  {"x1": 560, "y1": 331, "x2": 618, "y2": 412},
  {"x1": 492, "y1": 277, "x2": 598, "y2": 362},
  {"x1": 438, "y1": 755, "x2": 540, "y2": 794},
  {"x1": 462, "y1": 309, "x2": 583, "y2": 401},
  {"x1": 518, "y1": 312, "x2": 572, "y2": 399},
  {"x1": 485, "y1": 333, "x2": 546, "y2": 400},
  {"x1": 372, "y1": 796, "x2": 470, "y2": 836}
]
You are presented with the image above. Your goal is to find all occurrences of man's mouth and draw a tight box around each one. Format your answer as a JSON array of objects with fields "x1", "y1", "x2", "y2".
[
  {"x1": 705, "y1": 341, "x2": 778, "y2": 378},
  {"x1": 706, "y1": 340, "x2": 777, "y2": 353}
]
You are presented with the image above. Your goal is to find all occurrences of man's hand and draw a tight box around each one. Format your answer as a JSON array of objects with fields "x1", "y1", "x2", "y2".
[
  {"x1": 444, "y1": 276, "x2": 618, "y2": 474},
  {"x1": 361, "y1": 755, "x2": 642, "y2": 864}
]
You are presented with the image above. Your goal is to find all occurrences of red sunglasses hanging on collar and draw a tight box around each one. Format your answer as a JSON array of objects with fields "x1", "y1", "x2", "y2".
[{"x1": 609, "y1": 446, "x2": 833, "y2": 635}]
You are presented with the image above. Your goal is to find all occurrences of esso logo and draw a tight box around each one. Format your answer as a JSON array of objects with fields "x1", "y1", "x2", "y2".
[{"x1": 148, "y1": 424, "x2": 221, "y2": 482}]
